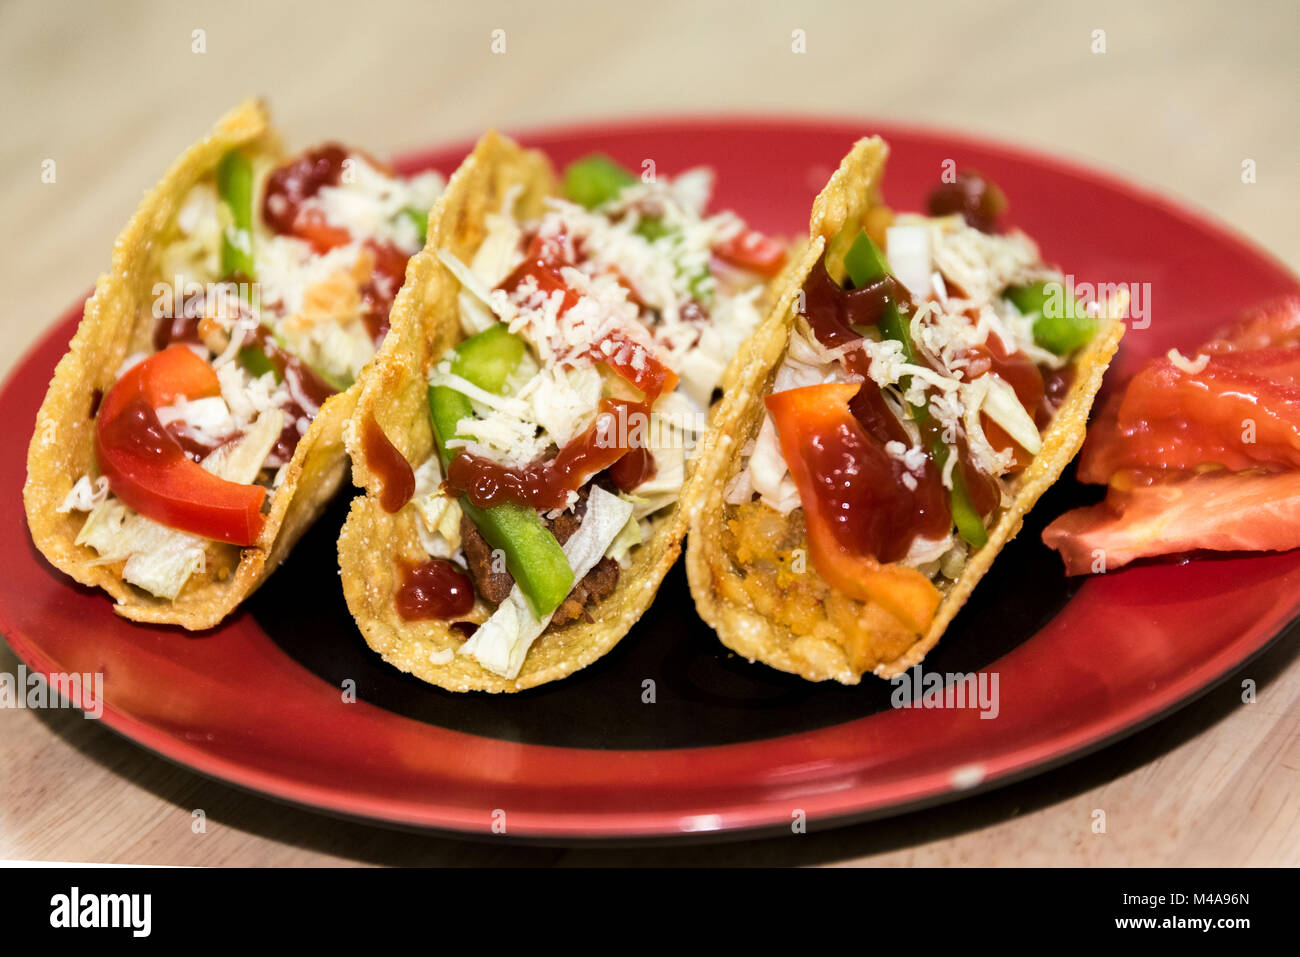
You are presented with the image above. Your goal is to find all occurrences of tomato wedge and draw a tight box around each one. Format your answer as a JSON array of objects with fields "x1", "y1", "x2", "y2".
[
  {"x1": 713, "y1": 227, "x2": 787, "y2": 277},
  {"x1": 95, "y1": 345, "x2": 267, "y2": 546},
  {"x1": 765, "y1": 383, "x2": 942, "y2": 634},
  {"x1": 1043, "y1": 470, "x2": 1300, "y2": 574}
]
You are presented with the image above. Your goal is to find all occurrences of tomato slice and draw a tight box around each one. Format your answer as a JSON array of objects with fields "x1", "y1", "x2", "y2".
[
  {"x1": 95, "y1": 345, "x2": 267, "y2": 546},
  {"x1": 765, "y1": 382, "x2": 941, "y2": 634},
  {"x1": 1043, "y1": 470, "x2": 1300, "y2": 574},
  {"x1": 713, "y1": 228, "x2": 787, "y2": 277}
]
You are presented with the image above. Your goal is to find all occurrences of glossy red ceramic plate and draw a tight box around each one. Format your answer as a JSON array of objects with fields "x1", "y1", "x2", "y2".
[{"x1": 3, "y1": 118, "x2": 1297, "y2": 840}]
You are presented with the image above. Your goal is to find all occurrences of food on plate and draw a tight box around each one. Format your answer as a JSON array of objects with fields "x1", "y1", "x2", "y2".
[
  {"x1": 338, "y1": 131, "x2": 789, "y2": 691},
  {"x1": 686, "y1": 137, "x2": 1125, "y2": 683},
  {"x1": 1044, "y1": 295, "x2": 1300, "y2": 572},
  {"x1": 24, "y1": 100, "x2": 444, "y2": 628}
]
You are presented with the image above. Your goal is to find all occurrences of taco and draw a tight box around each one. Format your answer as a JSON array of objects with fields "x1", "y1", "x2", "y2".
[
  {"x1": 338, "y1": 131, "x2": 789, "y2": 691},
  {"x1": 685, "y1": 137, "x2": 1125, "y2": 683},
  {"x1": 24, "y1": 100, "x2": 444, "y2": 629}
]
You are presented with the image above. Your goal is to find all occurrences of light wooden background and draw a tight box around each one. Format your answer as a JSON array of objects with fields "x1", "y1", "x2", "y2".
[{"x1": 2, "y1": 0, "x2": 1297, "y2": 866}]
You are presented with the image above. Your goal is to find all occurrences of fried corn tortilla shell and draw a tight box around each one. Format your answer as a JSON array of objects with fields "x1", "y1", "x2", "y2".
[
  {"x1": 686, "y1": 137, "x2": 1125, "y2": 684},
  {"x1": 339, "y1": 131, "x2": 787, "y2": 692},
  {"x1": 24, "y1": 100, "x2": 359, "y2": 630}
]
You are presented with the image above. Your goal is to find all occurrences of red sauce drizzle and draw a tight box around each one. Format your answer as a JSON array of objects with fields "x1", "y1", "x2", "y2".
[
  {"x1": 447, "y1": 398, "x2": 643, "y2": 510},
  {"x1": 361, "y1": 415, "x2": 415, "y2": 512},
  {"x1": 99, "y1": 395, "x2": 187, "y2": 469},
  {"x1": 609, "y1": 444, "x2": 657, "y2": 493},
  {"x1": 395, "y1": 559, "x2": 475, "y2": 621}
]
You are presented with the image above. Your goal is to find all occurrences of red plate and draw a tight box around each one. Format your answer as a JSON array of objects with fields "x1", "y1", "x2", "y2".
[{"x1": 3, "y1": 118, "x2": 1297, "y2": 840}]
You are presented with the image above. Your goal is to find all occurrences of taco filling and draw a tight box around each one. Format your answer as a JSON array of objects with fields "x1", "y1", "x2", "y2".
[
  {"x1": 368, "y1": 154, "x2": 783, "y2": 679},
  {"x1": 62, "y1": 144, "x2": 443, "y2": 600},
  {"x1": 719, "y1": 171, "x2": 1113, "y2": 674}
]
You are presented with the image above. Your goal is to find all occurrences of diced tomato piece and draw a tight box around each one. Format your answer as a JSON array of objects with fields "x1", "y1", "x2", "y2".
[
  {"x1": 713, "y1": 228, "x2": 787, "y2": 277},
  {"x1": 95, "y1": 345, "x2": 267, "y2": 546},
  {"x1": 587, "y1": 328, "x2": 678, "y2": 404},
  {"x1": 1043, "y1": 470, "x2": 1300, "y2": 574},
  {"x1": 765, "y1": 382, "x2": 941, "y2": 633},
  {"x1": 497, "y1": 234, "x2": 582, "y2": 312},
  {"x1": 291, "y1": 207, "x2": 352, "y2": 254}
]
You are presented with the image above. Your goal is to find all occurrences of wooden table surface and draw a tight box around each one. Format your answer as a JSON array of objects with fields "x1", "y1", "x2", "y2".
[{"x1": 2, "y1": 0, "x2": 1297, "y2": 866}]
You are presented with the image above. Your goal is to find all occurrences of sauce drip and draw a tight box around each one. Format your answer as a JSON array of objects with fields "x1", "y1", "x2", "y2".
[
  {"x1": 361, "y1": 415, "x2": 415, "y2": 512},
  {"x1": 99, "y1": 395, "x2": 186, "y2": 468},
  {"x1": 395, "y1": 559, "x2": 475, "y2": 620}
]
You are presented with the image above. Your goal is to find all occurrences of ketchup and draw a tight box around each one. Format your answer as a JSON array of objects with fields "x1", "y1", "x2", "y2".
[
  {"x1": 99, "y1": 396, "x2": 186, "y2": 469},
  {"x1": 395, "y1": 559, "x2": 475, "y2": 621},
  {"x1": 361, "y1": 414, "x2": 415, "y2": 512},
  {"x1": 242, "y1": 326, "x2": 338, "y2": 464},
  {"x1": 794, "y1": 253, "x2": 1002, "y2": 559},
  {"x1": 609, "y1": 444, "x2": 657, "y2": 493},
  {"x1": 262, "y1": 144, "x2": 349, "y2": 235},
  {"x1": 447, "y1": 398, "x2": 641, "y2": 510}
]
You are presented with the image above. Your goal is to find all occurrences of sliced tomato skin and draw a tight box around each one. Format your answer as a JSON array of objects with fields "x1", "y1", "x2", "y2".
[
  {"x1": 765, "y1": 383, "x2": 941, "y2": 634},
  {"x1": 1043, "y1": 470, "x2": 1300, "y2": 574},
  {"x1": 95, "y1": 345, "x2": 267, "y2": 546},
  {"x1": 713, "y1": 228, "x2": 787, "y2": 277}
]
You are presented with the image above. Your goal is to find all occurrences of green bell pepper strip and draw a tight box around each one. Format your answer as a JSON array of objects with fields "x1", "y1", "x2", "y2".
[
  {"x1": 217, "y1": 150, "x2": 256, "y2": 280},
  {"x1": 237, "y1": 344, "x2": 278, "y2": 381},
  {"x1": 396, "y1": 206, "x2": 428, "y2": 248},
  {"x1": 563, "y1": 154, "x2": 636, "y2": 210},
  {"x1": 842, "y1": 230, "x2": 989, "y2": 548},
  {"x1": 1006, "y1": 280, "x2": 1097, "y2": 356},
  {"x1": 428, "y1": 325, "x2": 574, "y2": 619}
]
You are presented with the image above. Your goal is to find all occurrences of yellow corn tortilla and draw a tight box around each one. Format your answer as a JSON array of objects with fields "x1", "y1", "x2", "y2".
[
  {"x1": 338, "y1": 131, "x2": 789, "y2": 692},
  {"x1": 24, "y1": 100, "x2": 362, "y2": 629},
  {"x1": 685, "y1": 137, "x2": 1125, "y2": 684}
]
